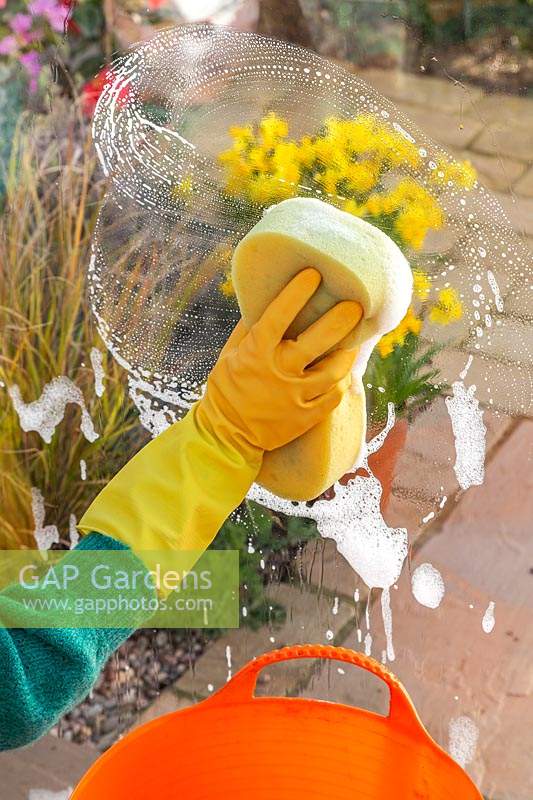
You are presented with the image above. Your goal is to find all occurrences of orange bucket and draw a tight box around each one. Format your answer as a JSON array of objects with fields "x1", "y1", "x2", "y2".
[{"x1": 72, "y1": 644, "x2": 482, "y2": 799}]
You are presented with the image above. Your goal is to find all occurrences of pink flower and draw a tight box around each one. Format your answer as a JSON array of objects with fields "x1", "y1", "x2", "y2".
[
  {"x1": 10, "y1": 13, "x2": 33, "y2": 34},
  {"x1": 0, "y1": 34, "x2": 18, "y2": 55},
  {"x1": 19, "y1": 50, "x2": 41, "y2": 85},
  {"x1": 29, "y1": 0, "x2": 68, "y2": 31}
]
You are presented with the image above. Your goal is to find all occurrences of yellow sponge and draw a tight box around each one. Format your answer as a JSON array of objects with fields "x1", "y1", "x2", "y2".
[{"x1": 231, "y1": 197, "x2": 412, "y2": 500}]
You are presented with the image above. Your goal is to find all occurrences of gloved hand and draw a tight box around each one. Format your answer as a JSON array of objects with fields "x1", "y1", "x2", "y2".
[
  {"x1": 78, "y1": 268, "x2": 362, "y2": 567},
  {"x1": 198, "y1": 267, "x2": 362, "y2": 455}
]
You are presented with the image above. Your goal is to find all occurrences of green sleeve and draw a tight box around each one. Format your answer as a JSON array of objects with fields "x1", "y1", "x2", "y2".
[{"x1": 0, "y1": 533, "x2": 147, "y2": 751}]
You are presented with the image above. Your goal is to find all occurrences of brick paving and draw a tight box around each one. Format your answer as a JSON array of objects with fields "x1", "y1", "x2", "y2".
[{"x1": 3, "y1": 70, "x2": 532, "y2": 798}]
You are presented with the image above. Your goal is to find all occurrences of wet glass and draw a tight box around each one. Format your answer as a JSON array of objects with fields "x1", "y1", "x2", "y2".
[{"x1": 0, "y1": 2, "x2": 531, "y2": 796}]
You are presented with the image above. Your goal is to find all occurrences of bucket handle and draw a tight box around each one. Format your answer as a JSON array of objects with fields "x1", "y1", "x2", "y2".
[{"x1": 211, "y1": 644, "x2": 422, "y2": 731}]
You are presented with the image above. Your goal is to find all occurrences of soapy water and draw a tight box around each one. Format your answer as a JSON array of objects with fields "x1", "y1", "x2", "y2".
[
  {"x1": 89, "y1": 23, "x2": 531, "y2": 422},
  {"x1": 411, "y1": 562, "x2": 445, "y2": 609},
  {"x1": 69, "y1": 514, "x2": 79, "y2": 549},
  {"x1": 445, "y1": 376, "x2": 487, "y2": 491},
  {"x1": 86, "y1": 23, "x2": 531, "y2": 667},
  {"x1": 448, "y1": 715, "x2": 479, "y2": 769},
  {"x1": 250, "y1": 403, "x2": 407, "y2": 660},
  {"x1": 482, "y1": 601, "x2": 496, "y2": 634},
  {"x1": 28, "y1": 790, "x2": 72, "y2": 800},
  {"x1": 8, "y1": 377, "x2": 99, "y2": 445},
  {"x1": 31, "y1": 487, "x2": 60, "y2": 551},
  {"x1": 90, "y1": 347, "x2": 106, "y2": 397}
]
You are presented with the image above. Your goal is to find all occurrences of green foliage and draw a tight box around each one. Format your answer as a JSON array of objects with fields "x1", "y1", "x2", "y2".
[
  {"x1": 212, "y1": 501, "x2": 319, "y2": 630},
  {"x1": 68, "y1": 0, "x2": 108, "y2": 81},
  {"x1": 364, "y1": 332, "x2": 445, "y2": 424},
  {"x1": 439, "y1": 3, "x2": 533, "y2": 47},
  {"x1": 389, "y1": 0, "x2": 436, "y2": 40},
  {"x1": 0, "y1": 64, "x2": 26, "y2": 196},
  {"x1": 322, "y1": 0, "x2": 436, "y2": 42}
]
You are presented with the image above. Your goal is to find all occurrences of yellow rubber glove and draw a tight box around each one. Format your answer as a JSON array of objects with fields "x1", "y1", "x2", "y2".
[{"x1": 78, "y1": 268, "x2": 362, "y2": 567}]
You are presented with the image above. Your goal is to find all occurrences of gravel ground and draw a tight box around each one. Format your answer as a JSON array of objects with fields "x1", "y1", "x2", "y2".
[{"x1": 52, "y1": 629, "x2": 209, "y2": 751}]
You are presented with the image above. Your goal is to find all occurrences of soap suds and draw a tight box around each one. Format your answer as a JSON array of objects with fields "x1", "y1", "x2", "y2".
[
  {"x1": 482, "y1": 601, "x2": 496, "y2": 634},
  {"x1": 90, "y1": 347, "x2": 106, "y2": 397},
  {"x1": 249, "y1": 404, "x2": 407, "y2": 662},
  {"x1": 80, "y1": 459, "x2": 87, "y2": 480},
  {"x1": 459, "y1": 354, "x2": 473, "y2": 381},
  {"x1": 448, "y1": 715, "x2": 479, "y2": 768},
  {"x1": 381, "y1": 587, "x2": 395, "y2": 661},
  {"x1": 487, "y1": 270, "x2": 504, "y2": 312},
  {"x1": 69, "y1": 514, "x2": 79, "y2": 549},
  {"x1": 9, "y1": 378, "x2": 99, "y2": 444},
  {"x1": 445, "y1": 381, "x2": 486, "y2": 490},
  {"x1": 225, "y1": 644, "x2": 232, "y2": 681},
  {"x1": 128, "y1": 377, "x2": 179, "y2": 437},
  {"x1": 411, "y1": 562, "x2": 445, "y2": 609},
  {"x1": 31, "y1": 487, "x2": 59, "y2": 550},
  {"x1": 28, "y1": 790, "x2": 72, "y2": 800}
]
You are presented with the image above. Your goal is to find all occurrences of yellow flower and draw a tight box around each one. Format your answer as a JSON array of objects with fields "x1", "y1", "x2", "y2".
[
  {"x1": 377, "y1": 130, "x2": 421, "y2": 170},
  {"x1": 343, "y1": 114, "x2": 377, "y2": 154},
  {"x1": 429, "y1": 287, "x2": 463, "y2": 325},
  {"x1": 218, "y1": 148, "x2": 253, "y2": 195},
  {"x1": 170, "y1": 175, "x2": 193, "y2": 200},
  {"x1": 314, "y1": 167, "x2": 342, "y2": 195},
  {"x1": 229, "y1": 124, "x2": 254, "y2": 152},
  {"x1": 345, "y1": 160, "x2": 379, "y2": 194},
  {"x1": 259, "y1": 112, "x2": 289, "y2": 148},
  {"x1": 377, "y1": 306, "x2": 421, "y2": 357},
  {"x1": 413, "y1": 269, "x2": 431, "y2": 300},
  {"x1": 297, "y1": 136, "x2": 317, "y2": 169},
  {"x1": 219, "y1": 272, "x2": 235, "y2": 298},
  {"x1": 394, "y1": 208, "x2": 429, "y2": 250},
  {"x1": 272, "y1": 142, "x2": 301, "y2": 184},
  {"x1": 343, "y1": 198, "x2": 364, "y2": 216},
  {"x1": 313, "y1": 135, "x2": 344, "y2": 168},
  {"x1": 246, "y1": 174, "x2": 293, "y2": 205},
  {"x1": 248, "y1": 145, "x2": 271, "y2": 172},
  {"x1": 430, "y1": 156, "x2": 477, "y2": 190},
  {"x1": 403, "y1": 306, "x2": 422, "y2": 335},
  {"x1": 391, "y1": 180, "x2": 445, "y2": 249},
  {"x1": 363, "y1": 193, "x2": 384, "y2": 216}
]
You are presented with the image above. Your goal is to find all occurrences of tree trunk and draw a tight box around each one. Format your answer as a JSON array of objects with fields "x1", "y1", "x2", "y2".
[{"x1": 257, "y1": 0, "x2": 314, "y2": 49}]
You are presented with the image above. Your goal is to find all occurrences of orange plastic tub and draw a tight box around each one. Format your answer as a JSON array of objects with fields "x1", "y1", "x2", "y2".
[{"x1": 71, "y1": 644, "x2": 482, "y2": 799}]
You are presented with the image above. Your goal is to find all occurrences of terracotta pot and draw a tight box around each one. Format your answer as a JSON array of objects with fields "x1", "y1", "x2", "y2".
[
  {"x1": 318, "y1": 418, "x2": 408, "y2": 512},
  {"x1": 366, "y1": 417, "x2": 408, "y2": 510}
]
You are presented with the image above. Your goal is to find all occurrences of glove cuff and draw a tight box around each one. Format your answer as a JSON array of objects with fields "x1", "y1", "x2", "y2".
[{"x1": 78, "y1": 406, "x2": 263, "y2": 569}]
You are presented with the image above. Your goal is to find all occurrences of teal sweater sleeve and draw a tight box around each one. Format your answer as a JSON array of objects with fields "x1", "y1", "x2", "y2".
[{"x1": 0, "y1": 533, "x2": 148, "y2": 751}]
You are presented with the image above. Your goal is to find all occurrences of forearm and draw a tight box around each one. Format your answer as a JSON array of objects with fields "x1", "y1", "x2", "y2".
[
  {"x1": 78, "y1": 403, "x2": 262, "y2": 560},
  {"x1": 0, "y1": 533, "x2": 149, "y2": 751}
]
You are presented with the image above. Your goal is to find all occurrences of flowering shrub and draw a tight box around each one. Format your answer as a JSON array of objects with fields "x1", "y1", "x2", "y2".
[
  {"x1": 80, "y1": 65, "x2": 132, "y2": 116},
  {"x1": 218, "y1": 112, "x2": 475, "y2": 423},
  {"x1": 0, "y1": 0, "x2": 70, "y2": 92}
]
